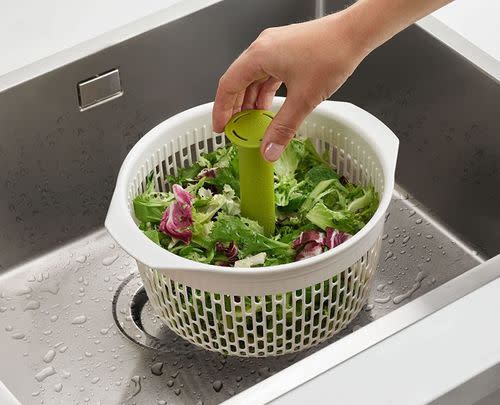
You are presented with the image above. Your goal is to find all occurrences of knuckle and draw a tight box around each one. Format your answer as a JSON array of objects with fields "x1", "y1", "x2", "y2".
[
  {"x1": 249, "y1": 30, "x2": 274, "y2": 55},
  {"x1": 297, "y1": 91, "x2": 321, "y2": 111},
  {"x1": 259, "y1": 27, "x2": 275, "y2": 39},
  {"x1": 218, "y1": 74, "x2": 228, "y2": 88},
  {"x1": 271, "y1": 122, "x2": 296, "y2": 141}
]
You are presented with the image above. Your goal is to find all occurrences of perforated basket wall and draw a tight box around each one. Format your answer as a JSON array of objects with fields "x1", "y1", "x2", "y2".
[{"x1": 128, "y1": 118, "x2": 385, "y2": 356}]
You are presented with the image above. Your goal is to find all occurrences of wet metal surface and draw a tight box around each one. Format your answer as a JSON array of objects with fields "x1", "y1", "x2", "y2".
[{"x1": 0, "y1": 193, "x2": 480, "y2": 405}]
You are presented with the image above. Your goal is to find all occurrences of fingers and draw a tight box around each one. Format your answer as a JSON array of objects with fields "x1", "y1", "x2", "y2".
[
  {"x1": 256, "y1": 77, "x2": 282, "y2": 110},
  {"x1": 232, "y1": 91, "x2": 245, "y2": 116},
  {"x1": 212, "y1": 52, "x2": 267, "y2": 133},
  {"x1": 261, "y1": 89, "x2": 317, "y2": 162},
  {"x1": 241, "y1": 79, "x2": 266, "y2": 110}
]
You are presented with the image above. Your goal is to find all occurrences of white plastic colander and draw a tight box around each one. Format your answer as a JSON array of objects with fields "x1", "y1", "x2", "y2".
[{"x1": 105, "y1": 97, "x2": 398, "y2": 357}]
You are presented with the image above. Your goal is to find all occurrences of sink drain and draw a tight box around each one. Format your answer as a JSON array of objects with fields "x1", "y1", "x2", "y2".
[{"x1": 112, "y1": 273, "x2": 184, "y2": 351}]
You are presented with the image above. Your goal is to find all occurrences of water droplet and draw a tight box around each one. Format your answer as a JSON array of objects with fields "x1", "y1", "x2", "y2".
[
  {"x1": 415, "y1": 218, "x2": 423, "y2": 224},
  {"x1": 102, "y1": 253, "x2": 119, "y2": 266},
  {"x1": 12, "y1": 332, "x2": 25, "y2": 340},
  {"x1": 54, "y1": 383, "x2": 63, "y2": 393},
  {"x1": 109, "y1": 243, "x2": 115, "y2": 249},
  {"x1": 171, "y1": 371, "x2": 179, "y2": 379},
  {"x1": 408, "y1": 210, "x2": 416, "y2": 217},
  {"x1": 16, "y1": 286, "x2": 33, "y2": 296},
  {"x1": 61, "y1": 370, "x2": 71, "y2": 379},
  {"x1": 258, "y1": 366, "x2": 271, "y2": 378},
  {"x1": 425, "y1": 234, "x2": 433, "y2": 239},
  {"x1": 212, "y1": 380, "x2": 223, "y2": 392},
  {"x1": 5, "y1": 325, "x2": 13, "y2": 332},
  {"x1": 128, "y1": 375, "x2": 142, "y2": 399},
  {"x1": 402, "y1": 236, "x2": 410, "y2": 243},
  {"x1": 384, "y1": 251, "x2": 394, "y2": 261},
  {"x1": 76, "y1": 255, "x2": 87, "y2": 264},
  {"x1": 387, "y1": 238, "x2": 395, "y2": 244},
  {"x1": 151, "y1": 362, "x2": 164, "y2": 376},
  {"x1": 0, "y1": 306, "x2": 7, "y2": 313},
  {"x1": 71, "y1": 315, "x2": 87, "y2": 324},
  {"x1": 59, "y1": 345, "x2": 68, "y2": 353},
  {"x1": 393, "y1": 271, "x2": 426, "y2": 304},
  {"x1": 32, "y1": 391, "x2": 40, "y2": 397},
  {"x1": 104, "y1": 276, "x2": 110, "y2": 282},
  {"x1": 381, "y1": 233, "x2": 388, "y2": 240},
  {"x1": 35, "y1": 366, "x2": 56, "y2": 382},
  {"x1": 158, "y1": 401, "x2": 167, "y2": 405},
  {"x1": 166, "y1": 380, "x2": 174, "y2": 387},
  {"x1": 374, "y1": 296, "x2": 391, "y2": 304},
  {"x1": 174, "y1": 388, "x2": 181, "y2": 396},
  {"x1": 84, "y1": 351, "x2": 92, "y2": 357},
  {"x1": 23, "y1": 300, "x2": 40, "y2": 311},
  {"x1": 91, "y1": 377, "x2": 100, "y2": 384},
  {"x1": 110, "y1": 366, "x2": 117, "y2": 372},
  {"x1": 50, "y1": 315, "x2": 59, "y2": 322},
  {"x1": 364, "y1": 304, "x2": 373, "y2": 311},
  {"x1": 376, "y1": 283, "x2": 385, "y2": 291},
  {"x1": 43, "y1": 349, "x2": 56, "y2": 363}
]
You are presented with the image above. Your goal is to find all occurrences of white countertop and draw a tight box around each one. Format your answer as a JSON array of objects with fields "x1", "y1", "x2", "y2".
[
  {"x1": 0, "y1": 0, "x2": 178, "y2": 77},
  {"x1": 0, "y1": 0, "x2": 499, "y2": 84},
  {"x1": 432, "y1": 0, "x2": 500, "y2": 62}
]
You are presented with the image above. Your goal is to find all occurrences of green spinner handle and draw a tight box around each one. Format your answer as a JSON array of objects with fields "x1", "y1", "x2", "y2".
[{"x1": 224, "y1": 110, "x2": 276, "y2": 235}]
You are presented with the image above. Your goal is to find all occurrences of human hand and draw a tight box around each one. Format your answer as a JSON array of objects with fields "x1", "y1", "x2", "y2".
[{"x1": 212, "y1": 11, "x2": 369, "y2": 161}]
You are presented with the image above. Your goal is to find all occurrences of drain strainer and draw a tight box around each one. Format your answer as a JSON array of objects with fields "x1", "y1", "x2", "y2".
[{"x1": 112, "y1": 273, "x2": 201, "y2": 353}]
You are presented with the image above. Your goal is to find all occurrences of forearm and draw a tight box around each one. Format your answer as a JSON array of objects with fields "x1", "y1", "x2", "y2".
[{"x1": 332, "y1": 0, "x2": 453, "y2": 57}]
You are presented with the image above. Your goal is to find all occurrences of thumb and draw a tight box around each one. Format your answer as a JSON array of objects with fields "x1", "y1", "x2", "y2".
[{"x1": 261, "y1": 91, "x2": 315, "y2": 162}]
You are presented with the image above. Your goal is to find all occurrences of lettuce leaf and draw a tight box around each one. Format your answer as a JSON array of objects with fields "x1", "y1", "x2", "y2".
[
  {"x1": 211, "y1": 213, "x2": 294, "y2": 261},
  {"x1": 133, "y1": 175, "x2": 174, "y2": 223}
]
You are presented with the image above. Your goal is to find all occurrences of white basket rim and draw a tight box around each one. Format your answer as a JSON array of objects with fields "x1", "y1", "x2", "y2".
[{"x1": 105, "y1": 98, "x2": 398, "y2": 288}]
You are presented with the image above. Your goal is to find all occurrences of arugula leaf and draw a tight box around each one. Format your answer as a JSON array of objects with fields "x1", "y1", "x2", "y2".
[
  {"x1": 300, "y1": 179, "x2": 336, "y2": 212},
  {"x1": 205, "y1": 166, "x2": 240, "y2": 196},
  {"x1": 166, "y1": 163, "x2": 203, "y2": 186},
  {"x1": 142, "y1": 229, "x2": 167, "y2": 246},
  {"x1": 211, "y1": 213, "x2": 294, "y2": 259}
]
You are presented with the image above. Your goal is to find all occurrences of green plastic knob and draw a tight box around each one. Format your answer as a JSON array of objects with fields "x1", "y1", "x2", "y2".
[{"x1": 224, "y1": 110, "x2": 276, "y2": 235}]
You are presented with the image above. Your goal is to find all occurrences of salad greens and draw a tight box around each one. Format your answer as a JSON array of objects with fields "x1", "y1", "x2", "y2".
[{"x1": 134, "y1": 138, "x2": 379, "y2": 267}]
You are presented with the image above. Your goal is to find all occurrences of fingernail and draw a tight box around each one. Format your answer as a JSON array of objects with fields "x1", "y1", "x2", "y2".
[{"x1": 264, "y1": 142, "x2": 284, "y2": 162}]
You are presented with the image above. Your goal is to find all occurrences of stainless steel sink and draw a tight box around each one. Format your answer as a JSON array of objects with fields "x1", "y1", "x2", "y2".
[{"x1": 0, "y1": 0, "x2": 499, "y2": 404}]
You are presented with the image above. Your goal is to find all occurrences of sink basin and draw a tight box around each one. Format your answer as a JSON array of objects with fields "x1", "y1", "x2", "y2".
[{"x1": 0, "y1": 0, "x2": 498, "y2": 404}]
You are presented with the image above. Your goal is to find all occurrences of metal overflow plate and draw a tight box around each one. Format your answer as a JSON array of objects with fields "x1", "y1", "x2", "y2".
[{"x1": 77, "y1": 68, "x2": 123, "y2": 111}]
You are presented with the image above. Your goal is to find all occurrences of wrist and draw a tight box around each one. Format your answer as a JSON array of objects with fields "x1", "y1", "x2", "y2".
[{"x1": 322, "y1": 8, "x2": 378, "y2": 63}]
